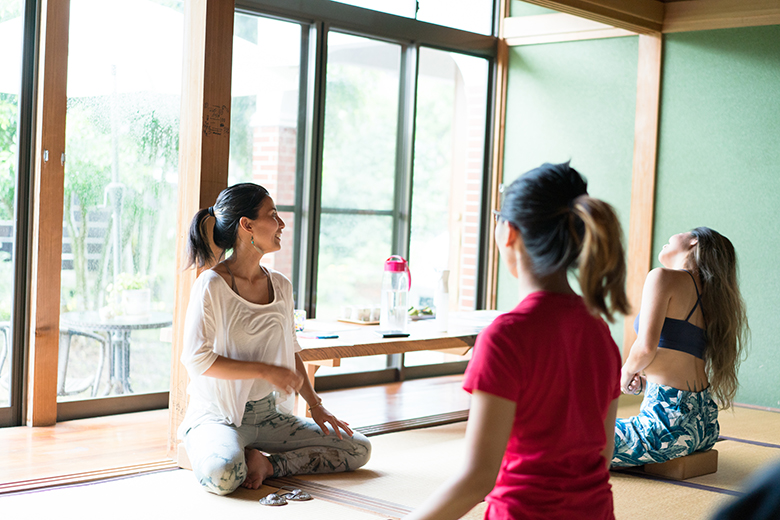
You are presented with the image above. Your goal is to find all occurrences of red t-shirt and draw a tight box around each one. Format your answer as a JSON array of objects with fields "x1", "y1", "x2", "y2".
[{"x1": 463, "y1": 292, "x2": 621, "y2": 520}]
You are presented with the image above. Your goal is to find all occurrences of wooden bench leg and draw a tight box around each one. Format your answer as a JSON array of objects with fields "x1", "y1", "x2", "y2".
[{"x1": 642, "y1": 449, "x2": 718, "y2": 480}]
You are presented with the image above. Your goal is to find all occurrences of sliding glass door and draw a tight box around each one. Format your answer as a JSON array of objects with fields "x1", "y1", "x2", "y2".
[
  {"x1": 0, "y1": 0, "x2": 30, "y2": 426},
  {"x1": 57, "y1": 0, "x2": 182, "y2": 408}
]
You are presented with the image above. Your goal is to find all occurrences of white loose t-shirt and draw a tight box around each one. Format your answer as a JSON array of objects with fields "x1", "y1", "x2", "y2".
[{"x1": 178, "y1": 268, "x2": 301, "y2": 437}]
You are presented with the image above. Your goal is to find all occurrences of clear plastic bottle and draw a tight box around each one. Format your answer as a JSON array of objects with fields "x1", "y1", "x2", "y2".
[
  {"x1": 434, "y1": 269, "x2": 450, "y2": 332},
  {"x1": 380, "y1": 255, "x2": 411, "y2": 332}
]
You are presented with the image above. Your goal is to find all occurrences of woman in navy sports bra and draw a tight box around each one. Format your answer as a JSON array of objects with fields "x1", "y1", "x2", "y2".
[{"x1": 611, "y1": 227, "x2": 749, "y2": 467}]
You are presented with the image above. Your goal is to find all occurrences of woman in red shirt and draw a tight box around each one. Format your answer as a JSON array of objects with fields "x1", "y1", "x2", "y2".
[{"x1": 406, "y1": 162, "x2": 629, "y2": 520}]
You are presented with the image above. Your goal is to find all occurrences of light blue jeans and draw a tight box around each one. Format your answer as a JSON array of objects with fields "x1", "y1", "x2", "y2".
[{"x1": 183, "y1": 393, "x2": 371, "y2": 495}]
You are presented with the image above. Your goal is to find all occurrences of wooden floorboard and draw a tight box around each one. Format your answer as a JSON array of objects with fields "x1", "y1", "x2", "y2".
[{"x1": 0, "y1": 375, "x2": 470, "y2": 492}]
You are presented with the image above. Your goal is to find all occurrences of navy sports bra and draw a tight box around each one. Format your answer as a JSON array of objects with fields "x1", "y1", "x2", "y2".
[{"x1": 633, "y1": 270, "x2": 707, "y2": 360}]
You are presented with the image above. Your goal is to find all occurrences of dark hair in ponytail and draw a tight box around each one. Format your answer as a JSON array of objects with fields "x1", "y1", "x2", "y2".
[
  {"x1": 186, "y1": 183, "x2": 269, "y2": 269},
  {"x1": 498, "y1": 162, "x2": 629, "y2": 322}
]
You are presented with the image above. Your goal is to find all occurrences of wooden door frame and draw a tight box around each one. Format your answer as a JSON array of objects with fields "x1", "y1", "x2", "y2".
[
  {"x1": 167, "y1": 0, "x2": 235, "y2": 456},
  {"x1": 26, "y1": 0, "x2": 71, "y2": 426}
]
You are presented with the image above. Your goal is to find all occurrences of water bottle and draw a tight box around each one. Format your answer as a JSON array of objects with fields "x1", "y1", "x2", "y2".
[
  {"x1": 434, "y1": 269, "x2": 450, "y2": 332},
  {"x1": 380, "y1": 255, "x2": 411, "y2": 332}
]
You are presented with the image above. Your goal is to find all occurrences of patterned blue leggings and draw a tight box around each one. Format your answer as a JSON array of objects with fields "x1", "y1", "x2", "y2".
[
  {"x1": 611, "y1": 381, "x2": 719, "y2": 468},
  {"x1": 183, "y1": 394, "x2": 372, "y2": 495}
]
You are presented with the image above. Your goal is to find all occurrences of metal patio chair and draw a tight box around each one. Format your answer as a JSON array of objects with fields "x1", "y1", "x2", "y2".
[{"x1": 58, "y1": 327, "x2": 109, "y2": 397}]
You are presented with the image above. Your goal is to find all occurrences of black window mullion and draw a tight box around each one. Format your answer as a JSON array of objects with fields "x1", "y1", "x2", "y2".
[
  {"x1": 475, "y1": 52, "x2": 500, "y2": 311},
  {"x1": 384, "y1": 44, "x2": 418, "y2": 375},
  {"x1": 300, "y1": 20, "x2": 328, "y2": 319},
  {"x1": 391, "y1": 43, "x2": 418, "y2": 259},
  {"x1": 289, "y1": 21, "x2": 312, "y2": 310}
]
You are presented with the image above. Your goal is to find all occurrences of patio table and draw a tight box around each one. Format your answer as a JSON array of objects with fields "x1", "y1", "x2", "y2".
[{"x1": 60, "y1": 311, "x2": 173, "y2": 395}]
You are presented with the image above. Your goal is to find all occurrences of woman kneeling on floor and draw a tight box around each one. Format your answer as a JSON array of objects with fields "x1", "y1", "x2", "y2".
[
  {"x1": 178, "y1": 183, "x2": 370, "y2": 496},
  {"x1": 406, "y1": 162, "x2": 629, "y2": 520},
  {"x1": 612, "y1": 227, "x2": 749, "y2": 468}
]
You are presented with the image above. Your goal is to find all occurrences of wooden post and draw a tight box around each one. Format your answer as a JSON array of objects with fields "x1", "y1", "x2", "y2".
[
  {"x1": 623, "y1": 33, "x2": 663, "y2": 358},
  {"x1": 27, "y1": 0, "x2": 70, "y2": 426},
  {"x1": 168, "y1": 0, "x2": 235, "y2": 456},
  {"x1": 485, "y1": 0, "x2": 510, "y2": 310}
]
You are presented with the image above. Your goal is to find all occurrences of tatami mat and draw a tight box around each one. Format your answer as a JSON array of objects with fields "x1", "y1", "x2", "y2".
[
  {"x1": 717, "y1": 406, "x2": 780, "y2": 445},
  {"x1": 295, "y1": 421, "x2": 468, "y2": 508},
  {"x1": 2, "y1": 404, "x2": 777, "y2": 520},
  {"x1": 695, "y1": 440, "x2": 780, "y2": 490},
  {"x1": 0, "y1": 470, "x2": 387, "y2": 520},
  {"x1": 611, "y1": 471, "x2": 732, "y2": 519}
]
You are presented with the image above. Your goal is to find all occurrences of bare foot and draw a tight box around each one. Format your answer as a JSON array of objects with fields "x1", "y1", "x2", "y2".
[{"x1": 241, "y1": 448, "x2": 273, "y2": 489}]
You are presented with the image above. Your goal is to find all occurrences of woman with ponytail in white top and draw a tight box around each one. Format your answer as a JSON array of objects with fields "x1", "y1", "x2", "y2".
[{"x1": 178, "y1": 183, "x2": 370, "y2": 496}]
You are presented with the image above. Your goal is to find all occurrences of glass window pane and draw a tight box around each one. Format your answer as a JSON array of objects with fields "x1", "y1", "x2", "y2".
[
  {"x1": 317, "y1": 213, "x2": 393, "y2": 320},
  {"x1": 407, "y1": 48, "x2": 488, "y2": 364},
  {"x1": 316, "y1": 33, "x2": 401, "y2": 319},
  {"x1": 417, "y1": 0, "x2": 495, "y2": 35},
  {"x1": 229, "y1": 14, "x2": 301, "y2": 282},
  {"x1": 321, "y1": 32, "x2": 400, "y2": 211},
  {"x1": 58, "y1": 0, "x2": 183, "y2": 401},
  {"x1": 0, "y1": 4, "x2": 23, "y2": 410}
]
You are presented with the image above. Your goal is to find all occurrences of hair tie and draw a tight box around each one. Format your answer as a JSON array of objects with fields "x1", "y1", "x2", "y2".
[
  {"x1": 569, "y1": 194, "x2": 588, "y2": 211},
  {"x1": 207, "y1": 206, "x2": 215, "y2": 217}
]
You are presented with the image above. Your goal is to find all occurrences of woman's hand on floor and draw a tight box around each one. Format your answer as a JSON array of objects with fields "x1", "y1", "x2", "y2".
[{"x1": 311, "y1": 405, "x2": 353, "y2": 440}]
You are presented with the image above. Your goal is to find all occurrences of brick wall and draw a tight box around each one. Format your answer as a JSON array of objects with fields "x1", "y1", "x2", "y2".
[
  {"x1": 252, "y1": 125, "x2": 296, "y2": 280},
  {"x1": 457, "y1": 85, "x2": 487, "y2": 311}
]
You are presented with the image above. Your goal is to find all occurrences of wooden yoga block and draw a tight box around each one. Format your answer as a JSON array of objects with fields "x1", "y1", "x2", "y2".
[
  {"x1": 177, "y1": 442, "x2": 193, "y2": 470},
  {"x1": 642, "y1": 449, "x2": 718, "y2": 480}
]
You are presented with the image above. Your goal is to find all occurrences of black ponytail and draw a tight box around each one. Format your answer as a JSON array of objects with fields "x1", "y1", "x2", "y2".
[{"x1": 186, "y1": 208, "x2": 215, "y2": 269}]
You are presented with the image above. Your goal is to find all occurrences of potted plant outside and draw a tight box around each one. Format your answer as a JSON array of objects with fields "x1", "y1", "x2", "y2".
[{"x1": 103, "y1": 273, "x2": 151, "y2": 320}]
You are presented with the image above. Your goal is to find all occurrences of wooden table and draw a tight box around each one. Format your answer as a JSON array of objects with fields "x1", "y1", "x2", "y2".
[{"x1": 295, "y1": 310, "x2": 499, "y2": 414}]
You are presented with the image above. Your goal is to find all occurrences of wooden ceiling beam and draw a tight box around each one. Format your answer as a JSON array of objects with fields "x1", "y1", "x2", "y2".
[
  {"x1": 519, "y1": 0, "x2": 665, "y2": 34},
  {"x1": 504, "y1": 13, "x2": 635, "y2": 45},
  {"x1": 664, "y1": 0, "x2": 780, "y2": 33}
]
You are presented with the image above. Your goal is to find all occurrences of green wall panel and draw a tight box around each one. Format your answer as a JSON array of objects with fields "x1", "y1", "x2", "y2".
[
  {"x1": 497, "y1": 36, "x2": 638, "y2": 347},
  {"x1": 655, "y1": 26, "x2": 780, "y2": 408}
]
